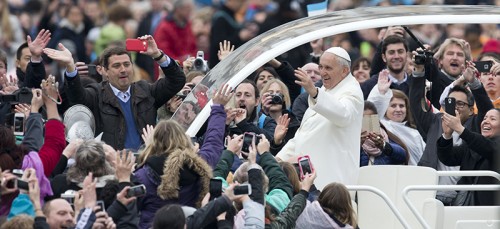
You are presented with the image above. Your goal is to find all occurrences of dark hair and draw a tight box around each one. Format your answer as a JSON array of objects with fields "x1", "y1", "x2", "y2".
[
  {"x1": 253, "y1": 67, "x2": 279, "y2": 84},
  {"x1": 382, "y1": 35, "x2": 409, "y2": 55},
  {"x1": 153, "y1": 204, "x2": 185, "y2": 229},
  {"x1": 351, "y1": 57, "x2": 371, "y2": 73},
  {"x1": 235, "y1": 79, "x2": 260, "y2": 121},
  {"x1": 16, "y1": 43, "x2": 29, "y2": 60},
  {"x1": 279, "y1": 162, "x2": 300, "y2": 195},
  {"x1": 107, "y1": 4, "x2": 132, "y2": 23},
  {"x1": 101, "y1": 46, "x2": 131, "y2": 69},
  {"x1": 390, "y1": 90, "x2": 416, "y2": 129},
  {"x1": 448, "y1": 85, "x2": 475, "y2": 107},
  {"x1": 363, "y1": 101, "x2": 378, "y2": 114},
  {"x1": 0, "y1": 125, "x2": 28, "y2": 171},
  {"x1": 478, "y1": 52, "x2": 500, "y2": 62}
]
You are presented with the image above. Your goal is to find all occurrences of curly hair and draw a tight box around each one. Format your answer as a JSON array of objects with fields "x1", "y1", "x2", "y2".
[{"x1": 66, "y1": 140, "x2": 114, "y2": 183}]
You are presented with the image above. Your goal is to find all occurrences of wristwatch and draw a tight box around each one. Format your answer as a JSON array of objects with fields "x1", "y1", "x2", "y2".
[{"x1": 153, "y1": 50, "x2": 165, "y2": 61}]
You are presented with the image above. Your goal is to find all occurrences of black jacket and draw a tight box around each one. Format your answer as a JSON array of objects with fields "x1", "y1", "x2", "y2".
[{"x1": 64, "y1": 60, "x2": 185, "y2": 149}]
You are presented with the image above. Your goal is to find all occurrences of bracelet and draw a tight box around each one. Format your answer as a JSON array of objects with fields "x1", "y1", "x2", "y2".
[
  {"x1": 153, "y1": 50, "x2": 164, "y2": 61},
  {"x1": 312, "y1": 88, "x2": 319, "y2": 99}
]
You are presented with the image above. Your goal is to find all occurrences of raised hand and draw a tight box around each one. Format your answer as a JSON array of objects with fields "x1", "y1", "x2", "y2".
[
  {"x1": 256, "y1": 134, "x2": 270, "y2": 155},
  {"x1": 490, "y1": 59, "x2": 500, "y2": 75},
  {"x1": 75, "y1": 62, "x2": 89, "y2": 77},
  {"x1": 116, "y1": 186, "x2": 136, "y2": 206},
  {"x1": 115, "y1": 150, "x2": 135, "y2": 182},
  {"x1": 0, "y1": 74, "x2": 19, "y2": 95},
  {"x1": 380, "y1": 26, "x2": 405, "y2": 41},
  {"x1": 274, "y1": 114, "x2": 290, "y2": 145},
  {"x1": 63, "y1": 139, "x2": 84, "y2": 159},
  {"x1": 295, "y1": 68, "x2": 316, "y2": 97},
  {"x1": 310, "y1": 38, "x2": 324, "y2": 56},
  {"x1": 218, "y1": 40, "x2": 235, "y2": 61},
  {"x1": 442, "y1": 111, "x2": 464, "y2": 137},
  {"x1": 234, "y1": 108, "x2": 247, "y2": 124},
  {"x1": 141, "y1": 124, "x2": 154, "y2": 146},
  {"x1": 139, "y1": 35, "x2": 161, "y2": 58},
  {"x1": 248, "y1": 135, "x2": 257, "y2": 164},
  {"x1": 183, "y1": 57, "x2": 195, "y2": 74},
  {"x1": 41, "y1": 75, "x2": 61, "y2": 105},
  {"x1": 82, "y1": 172, "x2": 97, "y2": 209},
  {"x1": 15, "y1": 103, "x2": 32, "y2": 118},
  {"x1": 227, "y1": 134, "x2": 244, "y2": 154},
  {"x1": 260, "y1": 92, "x2": 272, "y2": 115},
  {"x1": 300, "y1": 170, "x2": 317, "y2": 191},
  {"x1": 212, "y1": 84, "x2": 234, "y2": 106},
  {"x1": 28, "y1": 29, "x2": 51, "y2": 60},
  {"x1": 43, "y1": 43, "x2": 75, "y2": 70},
  {"x1": 462, "y1": 60, "x2": 479, "y2": 84},
  {"x1": 377, "y1": 69, "x2": 391, "y2": 95}
]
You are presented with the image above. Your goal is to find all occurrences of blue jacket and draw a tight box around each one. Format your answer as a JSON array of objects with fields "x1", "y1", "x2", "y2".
[{"x1": 360, "y1": 140, "x2": 407, "y2": 166}]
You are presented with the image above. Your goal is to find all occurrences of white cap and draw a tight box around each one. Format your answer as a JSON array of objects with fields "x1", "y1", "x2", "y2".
[{"x1": 324, "y1": 47, "x2": 351, "y2": 62}]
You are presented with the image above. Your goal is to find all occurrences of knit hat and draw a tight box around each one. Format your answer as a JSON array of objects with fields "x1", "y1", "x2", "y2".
[
  {"x1": 482, "y1": 39, "x2": 500, "y2": 54},
  {"x1": 324, "y1": 47, "x2": 351, "y2": 62}
]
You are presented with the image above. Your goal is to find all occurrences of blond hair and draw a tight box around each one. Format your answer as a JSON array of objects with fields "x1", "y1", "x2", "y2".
[
  {"x1": 0, "y1": 0, "x2": 13, "y2": 42},
  {"x1": 433, "y1": 38, "x2": 471, "y2": 62},
  {"x1": 259, "y1": 79, "x2": 291, "y2": 109}
]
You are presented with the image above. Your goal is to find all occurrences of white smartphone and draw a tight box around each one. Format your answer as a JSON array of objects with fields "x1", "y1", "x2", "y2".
[{"x1": 13, "y1": 112, "x2": 25, "y2": 136}]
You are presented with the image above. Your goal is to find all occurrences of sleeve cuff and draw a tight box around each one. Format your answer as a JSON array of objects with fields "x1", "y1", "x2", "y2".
[
  {"x1": 66, "y1": 69, "x2": 78, "y2": 78},
  {"x1": 468, "y1": 77, "x2": 481, "y2": 90},
  {"x1": 412, "y1": 70, "x2": 425, "y2": 78},
  {"x1": 158, "y1": 57, "x2": 172, "y2": 67}
]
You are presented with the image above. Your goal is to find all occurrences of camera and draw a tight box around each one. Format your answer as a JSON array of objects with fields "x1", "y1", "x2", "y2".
[
  {"x1": 269, "y1": 93, "x2": 284, "y2": 105},
  {"x1": 0, "y1": 87, "x2": 33, "y2": 104},
  {"x1": 192, "y1": 51, "x2": 209, "y2": 73},
  {"x1": 414, "y1": 49, "x2": 434, "y2": 65},
  {"x1": 242, "y1": 132, "x2": 262, "y2": 153}
]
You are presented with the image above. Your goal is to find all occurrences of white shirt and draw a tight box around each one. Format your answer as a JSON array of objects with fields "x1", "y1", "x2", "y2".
[{"x1": 110, "y1": 84, "x2": 131, "y2": 103}]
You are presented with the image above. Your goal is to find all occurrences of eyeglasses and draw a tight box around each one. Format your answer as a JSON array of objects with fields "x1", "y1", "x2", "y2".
[{"x1": 456, "y1": 101, "x2": 470, "y2": 109}]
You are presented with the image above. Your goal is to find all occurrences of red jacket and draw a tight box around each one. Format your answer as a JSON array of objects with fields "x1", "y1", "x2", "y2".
[
  {"x1": 39, "y1": 120, "x2": 66, "y2": 177},
  {"x1": 154, "y1": 17, "x2": 197, "y2": 62}
]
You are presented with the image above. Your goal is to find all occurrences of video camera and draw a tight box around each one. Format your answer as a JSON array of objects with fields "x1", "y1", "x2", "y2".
[
  {"x1": 0, "y1": 88, "x2": 33, "y2": 104},
  {"x1": 192, "y1": 51, "x2": 209, "y2": 73},
  {"x1": 402, "y1": 26, "x2": 434, "y2": 65}
]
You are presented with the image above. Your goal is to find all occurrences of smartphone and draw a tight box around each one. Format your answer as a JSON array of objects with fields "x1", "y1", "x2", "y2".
[
  {"x1": 233, "y1": 184, "x2": 252, "y2": 195},
  {"x1": 13, "y1": 113, "x2": 25, "y2": 136},
  {"x1": 209, "y1": 179, "x2": 222, "y2": 201},
  {"x1": 61, "y1": 190, "x2": 76, "y2": 203},
  {"x1": 298, "y1": 155, "x2": 314, "y2": 180},
  {"x1": 96, "y1": 200, "x2": 106, "y2": 212},
  {"x1": 125, "y1": 39, "x2": 148, "y2": 52},
  {"x1": 126, "y1": 184, "x2": 147, "y2": 198},
  {"x1": 444, "y1": 97, "x2": 456, "y2": 116},
  {"x1": 474, "y1": 61, "x2": 493, "y2": 73},
  {"x1": 87, "y1": 64, "x2": 97, "y2": 76},
  {"x1": 190, "y1": 137, "x2": 197, "y2": 146},
  {"x1": 242, "y1": 132, "x2": 261, "y2": 153},
  {"x1": 362, "y1": 114, "x2": 380, "y2": 133}
]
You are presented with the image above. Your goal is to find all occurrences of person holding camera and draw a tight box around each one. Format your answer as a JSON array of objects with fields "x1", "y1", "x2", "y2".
[{"x1": 411, "y1": 51, "x2": 493, "y2": 205}]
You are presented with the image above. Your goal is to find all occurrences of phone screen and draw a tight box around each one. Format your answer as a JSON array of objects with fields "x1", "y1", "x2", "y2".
[
  {"x1": 87, "y1": 64, "x2": 97, "y2": 76},
  {"x1": 445, "y1": 97, "x2": 456, "y2": 116},
  {"x1": 300, "y1": 159, "x2": 312, "y2": 175},
  {"x1": 17, "y1": 179, "x2": 29, "y2": 190},
  {"x1": 126, "y1": 185, "x2": 146, "y2": 198},
  {"x1": 209, "y1": 179, "x2": 222, "y2": 200},
  {"x1": 233, "y1": 184, "x2": 251, "y2": 195},
  {"x1": 241, "y1": 133, "x2": 254, "y2": 153},
  {"x1": 14, "y1": 115, "x2": 24, "y2": 133}
]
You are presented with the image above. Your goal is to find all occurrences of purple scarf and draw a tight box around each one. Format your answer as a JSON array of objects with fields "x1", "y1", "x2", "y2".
[{"x1": 22, "y1": 151, "x2": 54, "y2": 205}]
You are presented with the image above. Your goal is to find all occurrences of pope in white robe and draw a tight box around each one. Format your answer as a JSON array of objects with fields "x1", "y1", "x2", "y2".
[{"x1": 276, "y1": 47, "x2": 364, "y2": 189}]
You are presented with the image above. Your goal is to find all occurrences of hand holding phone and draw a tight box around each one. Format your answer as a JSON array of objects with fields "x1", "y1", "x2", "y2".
[
  {"x1": 233, "y1": 184, "x2": 252, "y2": 195},
  {"x1": 13, "y1": 113, "x2": 25, "y2": 136},
  {"x1": 126, "y1": 39, "x2": 148, "y2": 52},
  {"x1": 298, "y1": 155, "x2": 314, "y2": 180},
  {"x1": 126, "y1": 184, "x2": 147, "y2": 198},
  {"x1": 473, "y1": 61, "x2": 493, "y2": 73}
]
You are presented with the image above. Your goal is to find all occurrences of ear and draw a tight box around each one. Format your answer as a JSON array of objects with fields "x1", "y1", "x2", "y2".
[
  {"x1": 15, "y1": 59, "x2": 20, "y2": 68},
  {"x1": 382, "y1": 53, "x2": 387, "y2": 63}
]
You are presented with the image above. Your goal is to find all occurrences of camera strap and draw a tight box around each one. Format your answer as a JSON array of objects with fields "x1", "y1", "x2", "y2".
[{"x1": 42, "y1": 84, "x2": 63, "y2": 105}]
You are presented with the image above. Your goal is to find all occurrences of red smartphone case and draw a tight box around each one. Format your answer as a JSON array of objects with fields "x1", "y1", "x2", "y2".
[
  {"x1": 126, "y1": 39, "x2": 147, "y2": 52},
  {"x1": 297, "y1": 155, "x2": 314, "y2": 180}
]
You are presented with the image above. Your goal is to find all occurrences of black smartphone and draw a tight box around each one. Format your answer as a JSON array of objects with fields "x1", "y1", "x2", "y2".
[
  {"x1": 190, "y1": 137, "x2": 197, "y2": 146},
  {"x1": 87, "y1": 64, "x2": 97, "y2": 76},
  {"x1": 209, "y1": 179, "x2": 222, "y2": 201},
  {"x1": 96, "y1": 200, "x2": 106, "y2": 212},
  {"x1": 233, "y1": 184, "x2": 252, "y2": 195},
  {"x1": 474, "y1": 61, "x2": 493, "y2": 73},
  {"x1": 444, "y1": 97, "x2": 456, "y2": 116},
  {"x1": 241, "y1": 132, "x2": 261, "y2": 153},
  {"x1": 126, "y1": 184, "x2": 147, "y2": 198}
]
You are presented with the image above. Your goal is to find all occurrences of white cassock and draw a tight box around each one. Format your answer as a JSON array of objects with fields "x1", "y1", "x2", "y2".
[{"x1": 276, "y1": 74, "x2": 364, "y2": 189}]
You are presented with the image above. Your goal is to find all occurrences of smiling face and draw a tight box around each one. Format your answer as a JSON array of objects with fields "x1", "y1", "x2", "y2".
[
  {"x1": 353, "y1": 60, "x2": 370, "y2": 83},
  {"x1": 481, "y1": 109, "x2": 500, "y2": 138},
  {"x1": 234, "y1": 83, "x2": 258, "y2": 117},
  {"x1": 382, "y1": 43, "x2": 407, "y2": 75},
  {"x1": 386, "y1": 97, "x2": 406, "y2": 123},
  {"x1": 319, "y1": 53, "x2": 349, "y2": 90},
  {"x1": 439, "y1": 44, "x2": 466, "y2": 78},
  {"x1": 105, "y1": 54, "x2": 133, "y2": 91},
  {"x1": 46, "y1": 199, "x2": 75, "y2": 229}
]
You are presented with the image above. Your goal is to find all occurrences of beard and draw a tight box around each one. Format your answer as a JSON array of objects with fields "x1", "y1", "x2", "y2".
[{"x1": 388, "y1": 64, "x2": 405, "y2": 75}]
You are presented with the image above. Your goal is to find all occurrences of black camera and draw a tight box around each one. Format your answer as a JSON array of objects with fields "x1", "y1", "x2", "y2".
[
  {"x1": 0, "y1": 88, "x2": 33, "y2": 104},
  {"x1": 192, "y1": 51, "x2": 209, "y2": 73},
  {"x1": 270, "y1": 93, "x2": 284, "y2": 105},
  {"x1": 414, "y1": 50, "x2": 434, "y2": 65}
]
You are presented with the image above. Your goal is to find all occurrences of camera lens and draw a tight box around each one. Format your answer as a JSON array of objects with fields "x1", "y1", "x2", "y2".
[{"x1": 270, "y1": 94, "x2": 283, "y2": 105}]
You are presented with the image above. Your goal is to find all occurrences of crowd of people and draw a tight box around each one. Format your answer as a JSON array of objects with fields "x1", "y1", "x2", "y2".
[{"x1": 1, "y1": 0, "x2": 500, "y2": 228}]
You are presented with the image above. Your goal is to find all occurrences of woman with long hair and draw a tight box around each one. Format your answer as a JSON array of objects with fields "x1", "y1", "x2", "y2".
[
  {"x1": 296, "y1": 182, "x2": 357, "y2": 229},
  {"x1": 368, "y1": 71, "x2": 425, "y2": 165},
  {"x1": 0, "y1": 0, "x2": 25, "y2": 72}
]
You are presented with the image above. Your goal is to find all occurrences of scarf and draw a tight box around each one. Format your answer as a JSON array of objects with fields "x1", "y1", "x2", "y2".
[
  {"x1": 362, "y1": 127, "x2": 389, "y2": 157},
  {"x1": 22, "y1": 151, "x2": 53, "y2": 205},
  {"x1": 157, "y1": 149, "x2": 212, "y2": 208}
]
